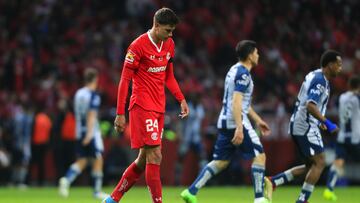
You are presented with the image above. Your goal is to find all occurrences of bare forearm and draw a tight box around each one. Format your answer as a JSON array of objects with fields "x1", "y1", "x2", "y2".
[
  {"x1": 233, "y1": 92, "x2": 243, "y2": 127},
  {"x1": 306, "y1": 102, "x2": 326, "y2": 122},
  {"x1": 86, "y1": 111, "x2": 96, "y2": 138},
  {"x1": 248, "y1": 106, "x2": 262, "y2": 124}
]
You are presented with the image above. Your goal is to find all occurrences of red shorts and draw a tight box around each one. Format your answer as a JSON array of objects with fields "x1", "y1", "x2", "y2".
[{"x1": 129, "y1": 104, "x2": 164, "y2": 149}]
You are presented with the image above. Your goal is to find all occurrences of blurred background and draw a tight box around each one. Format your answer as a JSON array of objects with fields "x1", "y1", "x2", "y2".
[{"x1": 0, "y1": 0, "x2": 359, "y2": 188}]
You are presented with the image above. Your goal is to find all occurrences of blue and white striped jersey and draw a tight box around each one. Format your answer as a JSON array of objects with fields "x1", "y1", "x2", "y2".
[
  {"x1": 217, "y1": 63, "x2": 253, "y2": 129},
  {"x1": 337, "y1": 91, "x2": 360, "y2": 144},
  {"x1": 74, "y1": 87, "x2": 102, "y2": 141},
  {"x1": 290, "y1": 69, "x2": 330, "y2": 135}
]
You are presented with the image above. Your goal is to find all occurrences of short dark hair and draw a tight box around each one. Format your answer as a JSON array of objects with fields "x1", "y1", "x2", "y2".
[
  {"x1": 349, "y1": 75, "x2": 360, "y2": 90},
  {"x1": 235, "y1": 40, "x2": 257, "y2": 61},
  {"x1": 154, "y1": 7, "x2": 179, "y2": 26},
  {"x1": 320, "y1": 50, "x2": 341, "y2": 68},
  {"x1": 84, "y1": 68, "x2": 98, "y2": 84}
]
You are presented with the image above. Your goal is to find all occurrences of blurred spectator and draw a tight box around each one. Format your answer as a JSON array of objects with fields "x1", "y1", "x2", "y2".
[{"x1": 10, "y1": 99, "x2": 34, "y2": 188}]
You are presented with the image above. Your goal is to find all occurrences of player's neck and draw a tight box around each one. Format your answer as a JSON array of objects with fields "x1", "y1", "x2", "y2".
[
  {"x1": 239, "y1": 61, "x2": 252, "y2": 71},
  {"x1": 149, "y1": 28, "x2": 162, "y2": 44},
  {"x1": 86, "y1": 83, "x2": 97, "y2": 91},
  {"x1": 322, "y1": 67, "x2": 331, "y2": 80}
]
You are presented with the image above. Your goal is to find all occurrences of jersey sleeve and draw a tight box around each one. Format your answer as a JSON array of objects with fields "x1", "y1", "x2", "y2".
[
  {"x1": 234, "y1": 71, "x2": 250, "y2": 93},
  {"x1": 116, "y1": 41, "x2": 141, "y2": 115},
  {"x1": 165, "y1": 39, "x2": 185, "y2": 102},
  {"x1": 124, "y1": 41, "x2": 142, "y2": 70},
  {"x1": 307, "y1": 76, "x2": 326, "y2": 104},
  {"x1": 89, "y1": 93, "x2": 101, "y2": 110}
]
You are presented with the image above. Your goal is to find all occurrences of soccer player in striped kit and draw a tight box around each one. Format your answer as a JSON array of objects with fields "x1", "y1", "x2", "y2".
[
  {"x1": 323, "y1": 75, "x2": 360, "y2": 201},
  {"x1": 59, "y1": 68, "x2": 107, "y2": 199},
  {"x1": 266, "y1": 50, "x2": 342, "y2": 203},
  {"x1": 181, "y1": 40, "x2": 272, "y2": 203}
]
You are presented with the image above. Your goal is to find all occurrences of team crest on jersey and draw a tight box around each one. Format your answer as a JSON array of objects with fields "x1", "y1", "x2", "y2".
[
  {"x1": 151, "y1": 132, "x2": 158, "y2": 140},
  {"x1": 166, "y1": 52, "x2": 171, "y2": 60},
  {"x1": 125, "y1": 51, "x2": 135, "y2": 64}
]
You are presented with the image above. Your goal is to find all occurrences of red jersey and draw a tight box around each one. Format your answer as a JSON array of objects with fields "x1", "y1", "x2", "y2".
[{"x1": 117, "y1": 32, "x2": 184, "y2": 114}]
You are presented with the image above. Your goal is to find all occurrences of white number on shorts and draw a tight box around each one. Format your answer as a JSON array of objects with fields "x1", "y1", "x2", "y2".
[{"x1": 145, "y1": 119, "x2": 159, "y2": 132}]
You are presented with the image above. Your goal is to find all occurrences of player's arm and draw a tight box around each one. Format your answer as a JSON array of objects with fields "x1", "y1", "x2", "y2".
[
  {"x1": 83, "y1": 110, "x2": 96, "y2": 146},
  {"x1": 232, "y1": 92, "x2": 244, "y2": 145},
  {"x1": 248, "y1": 106, "x2": 271, "y2": 136},
  {"x1": 306, "y1": 78, "x2": 338, "y2": 133},
  {"x1": 165, "y1": 61, "x2": 189, "y2": 118},
  {"x1": 114, "y1": 48, "x2": 139, "y2": 132}
]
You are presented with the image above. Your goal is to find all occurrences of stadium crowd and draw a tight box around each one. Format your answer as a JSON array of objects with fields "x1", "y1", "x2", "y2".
[{"x1": 0, "y1": 0, "x2": 359, "y2": 186}]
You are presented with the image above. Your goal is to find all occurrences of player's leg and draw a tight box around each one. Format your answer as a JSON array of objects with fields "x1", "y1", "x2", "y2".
[
  {"x1": 324, "y1": 142, "x2": 346, "y2": 201},
  {"x1": 252, "y1": 153, "x2": 268, "y2": 203},
  {"x1": 239, "y1": 123, "x2": 268, "y2": 203},
  {"x1": 108, "y1": 149, "x2": 146, "y2": 202},
  {"x1": 145, "y1": 145, "x2": 162, "y2": 203},
  {"x1": 267, "y1": 164, "x2": 308, "y2": 188},
  {"x1": 291, "y1": 128, "x2": 326, "y2": 203},
  {"x1": 323, "y1": 159, "x2": 343, "y2": 201},
  {"x1": 107, "y1": 106, "x2": 147, "y2": 202},
  {"x1": 59, "y1": 158, "x2": 88, "y2": 197},
  {"x1": 181, "y1": 129, "x2": 235, "y2": 203},
  {"x1": 92, "y1": 155, "x2": 110, "y2": 199},
  {"x1": 296, "y1": 152, "x2": 326, "y2": 203},
  {"x1": 88, "y1": 135, "x2": 108, "y2": 199}
]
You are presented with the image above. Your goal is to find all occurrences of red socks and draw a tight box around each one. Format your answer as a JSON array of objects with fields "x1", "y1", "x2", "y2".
[
  {"x1": 110, "y1": 162, "x2": 143, "y2": 201},
  {"x1": 146, "y1": 163, "x2": 162, "y2": 203}
]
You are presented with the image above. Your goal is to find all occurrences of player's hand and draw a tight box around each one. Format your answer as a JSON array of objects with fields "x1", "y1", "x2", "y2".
[
  {"x1": 257, "y1": 120, "x2": 271, "y2": 136},
  {"x1": 114, "y1": 114, "x2": 126, "y2": 132},
  {"x1": 232, "y1": 126, "x2": 244, "y2": 145},
  {"x1": 179, "y1": 99, "x2": 190, "y2": 119},
  {"x1": 319, "y1": 123, "x2": 327, "y2": 131},
  {"x1": 82, "y1": 135, "x2": 92, "y2": 146}
]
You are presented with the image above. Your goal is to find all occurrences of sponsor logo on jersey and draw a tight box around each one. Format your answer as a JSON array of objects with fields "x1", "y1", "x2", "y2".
[
  {"x1": 150, "y1": 55, "x2": 155, "y2": 60},
  {"x1": 236, "y1": 74, "x2": 250, "y2": 86},
  {"x1": 125, "y1": 51, "x2": 135, "y2": 63},
  {"x1": 147, "y1": 66, "x2": 167, "y2": 73},
  {"x1": 310, "y1": 84, "x2": 325, "y2": 95}
]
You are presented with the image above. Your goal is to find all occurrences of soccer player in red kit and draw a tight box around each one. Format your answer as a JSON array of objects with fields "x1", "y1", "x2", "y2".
[{"x1": 102, "y1": 8, "x2": 189, "y2": 203}]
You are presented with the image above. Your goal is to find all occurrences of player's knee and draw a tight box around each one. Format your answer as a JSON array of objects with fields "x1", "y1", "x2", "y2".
[
  {"x1": 334, "y1": 159, "x2": 344, "y2": 168},
  {"x1": 214, "y1": 160, "x2": 229, "y2": 170},
  {"x1": 314, "y1": 154, "x2": 326, "y2": 169},
  {"x1": 253, "y1": 153, "x2": 266, "y2": 165},
  {"x1": 146, "y1": 147, "x2": 162, "y2": 164}
]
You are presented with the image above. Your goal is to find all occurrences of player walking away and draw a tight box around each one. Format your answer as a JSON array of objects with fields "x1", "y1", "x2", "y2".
[
  {"x1": 58, "y1": 68, "x2": 108, "y2": 199},
  {"x1": 102, "y1": 8, "x2": 189, "y2": 203},
  {"x1": 181, "y1": 40, "x2": 272, "y2": 203},
  {"x1": 265, "y1": 50, "x2": 342, "y2": 203},
  {"x1": 323, "y1": 76, "x2": 360, "y2": 201}
]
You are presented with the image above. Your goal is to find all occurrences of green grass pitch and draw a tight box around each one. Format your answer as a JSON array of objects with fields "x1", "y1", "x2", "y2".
[{"x1": 0, "y1": 186, "x2": 359, "y2": 203}]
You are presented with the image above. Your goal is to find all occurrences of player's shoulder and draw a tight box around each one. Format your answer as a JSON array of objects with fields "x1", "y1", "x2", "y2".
[
  {"x1": 75, "y1": 87, "x2": 87, "y2": 97},
  {"x1": 166, "y1": 37, "x2": 175, "y2": 46},
  {"x1": 309, "y1": 69, "x2": 326, "y2": 85},
  {"x1": 235, "y1": 64, "x2": 250, "y2": 77},
  {"x1": 129, "y1": 33, "x2": 148, "y2": 48}
]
